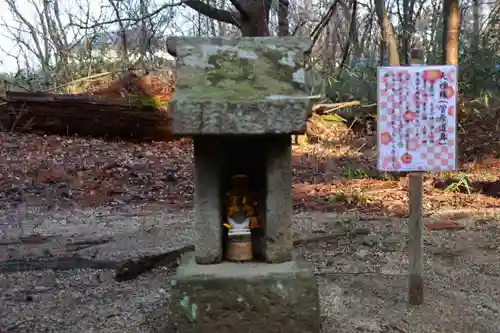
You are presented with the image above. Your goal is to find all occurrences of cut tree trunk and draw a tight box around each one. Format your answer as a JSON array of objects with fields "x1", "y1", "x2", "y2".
[{"x1": 0, "y1": 91, "x2": 173, "y2": 142}]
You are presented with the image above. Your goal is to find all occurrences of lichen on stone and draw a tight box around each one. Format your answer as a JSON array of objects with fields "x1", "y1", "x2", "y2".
[{"x1": 172, "y1": 37, "x2": 312, "y2": 102}]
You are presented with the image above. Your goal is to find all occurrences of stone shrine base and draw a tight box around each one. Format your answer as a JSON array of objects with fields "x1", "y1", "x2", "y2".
[{"x1": 168, "y1": 252, "x2": 320, "y2": 333}]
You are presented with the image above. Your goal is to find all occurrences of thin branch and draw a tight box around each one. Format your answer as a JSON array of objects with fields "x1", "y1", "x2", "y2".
[
  {"x1": 71, "y1": 1, "x2": 181, "y2": 29},
  {"x1": 72, "y1": 0, "x2": 239, "y2": 30},
  {"x1": 306, "y1": 0, "x2": 341, "y2": 54},
  {"x1": 291, "y1": 20, "x2": 307, "y2": 35}
]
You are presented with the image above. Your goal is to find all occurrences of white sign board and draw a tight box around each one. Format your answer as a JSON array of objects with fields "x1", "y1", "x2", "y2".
[{"x1": 377, "y1": 65, "x2": 458, "y2": 172}]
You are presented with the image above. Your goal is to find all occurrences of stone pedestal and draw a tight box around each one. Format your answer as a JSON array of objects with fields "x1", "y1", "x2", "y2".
[
  {"x1": 168, "y1": 253, "x2": 320, "y2": 333},
  {"x1": 166, "y1": 36, "x2": 320, "y2": 333}
]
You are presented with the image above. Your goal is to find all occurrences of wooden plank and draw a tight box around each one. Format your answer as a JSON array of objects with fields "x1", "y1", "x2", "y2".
[
  {"x1": 408, "y1": 172, "x2": 424, "y2": 305},
  {"x1": 408, "y1": 47, "x2": 425, "y2": 306}
]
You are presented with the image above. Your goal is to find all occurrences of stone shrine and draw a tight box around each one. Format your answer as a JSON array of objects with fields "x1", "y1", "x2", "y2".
[{"x1": 166, "y1": 36, "x2": 320, "y2": 333}]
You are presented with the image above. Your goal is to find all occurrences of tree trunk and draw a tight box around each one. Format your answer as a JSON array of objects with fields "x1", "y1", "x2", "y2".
[
  {"x1": 472, "y1": 0, "x2": 480, "y2": 52},
  {"x1": 430, "y1": 2, "x2": 441, "y2": 62},
  {"x1": 277, "y1": 0, "x2": 290, "y2": 36},
  {"x1": 375, "y1": 0, "x2": 400, "y2": 66},
  {"x1": 239, "y1": 11, "x2": 271, "y2": 36},
  {"x1": 442, "y1": 0, "x2": 460, "y2": 65},
  {"x1": 182, "y1": 0, "x2": 273, "y2": 37},
  {"x1": 401, "y1": 0, "x2": 411, "y2": 65}
]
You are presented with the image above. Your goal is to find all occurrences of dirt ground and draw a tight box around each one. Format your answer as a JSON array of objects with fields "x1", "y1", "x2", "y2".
[
  {"x1": 1, "y1": 203, "x2": 500, "y2": 333},
  {"x1": 0, "y1": 127, "x2": 499, "y2": 333}
]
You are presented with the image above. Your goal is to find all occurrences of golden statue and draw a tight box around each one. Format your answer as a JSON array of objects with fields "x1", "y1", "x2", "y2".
[{"x1": 223, "y1": 174, "x2": 259, "y2": 231}]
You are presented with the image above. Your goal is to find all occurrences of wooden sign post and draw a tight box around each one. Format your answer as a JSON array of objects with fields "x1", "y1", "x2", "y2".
[
  {"x1": 408, "y1": 47, "x2": 425, "y2": 305},
  {"x1": 376, "y1": 48, "x2": 458, "y2": 306}
]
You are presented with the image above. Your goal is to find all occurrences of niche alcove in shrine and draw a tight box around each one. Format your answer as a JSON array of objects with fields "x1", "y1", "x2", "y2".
[{"x1": 219, "y1": 136, "x2": 268, "y2": 261}]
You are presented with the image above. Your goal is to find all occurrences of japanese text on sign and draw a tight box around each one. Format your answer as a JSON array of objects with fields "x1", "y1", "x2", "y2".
[{"x1": 377, "y1": 65, "x2": 458, "y2": 172}]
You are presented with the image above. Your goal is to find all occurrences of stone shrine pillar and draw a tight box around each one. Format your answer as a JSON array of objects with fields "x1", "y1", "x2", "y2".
[{"x1": 166, "y1": 37, "x2": 320, "y2": 333}]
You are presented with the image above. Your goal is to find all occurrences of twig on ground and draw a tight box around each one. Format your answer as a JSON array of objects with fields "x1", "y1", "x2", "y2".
[
  {"x1": 65, "y1": 237, "x2": 112, "y2": 251},
  {"x1": 381, "y1": 323, "x2": 408, "y2": 333},
  {"x1": 315, "y1": 270, "x2": 379, "y2": 276},
  {"x1": 293, "y1": 228, "x2": 370, "y2": 247},
  {"x1": 5, "y1": 318, "x2": 35, "y2": 332}
]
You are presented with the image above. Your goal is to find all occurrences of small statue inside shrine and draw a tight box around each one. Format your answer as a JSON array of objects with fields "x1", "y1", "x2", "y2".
[
  {"x1": 223, "y1": 174, "x2": 259, "y2": 261},
  {"x1": 224, "y1": 174, "x2": 259, "y2": 231}
]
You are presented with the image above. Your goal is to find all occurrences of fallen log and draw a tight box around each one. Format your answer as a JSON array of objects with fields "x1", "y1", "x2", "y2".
[{"x1": 0, "y1": 91, "x2": 174, "y2": 142}]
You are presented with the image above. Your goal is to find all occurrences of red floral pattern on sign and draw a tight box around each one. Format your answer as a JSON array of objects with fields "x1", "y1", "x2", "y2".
[
  {"x1": 422, "y1": 69, "x2": 442, "y2": 85},
  {"x1": 380, "y1": 132, "x2": 392, "y2": 145},
  {"x1": 443, "y1": 86, "x2": 455, "y2": 99},
  {"x1": 401, "y1": 153, "x2": 413, "y2": 164},
  {"x1": 403, "y1": 111, "x2": 415, "y2": 122},
  {"x1": 448, "y1": 106, "x2": 455, "y2": 116}
]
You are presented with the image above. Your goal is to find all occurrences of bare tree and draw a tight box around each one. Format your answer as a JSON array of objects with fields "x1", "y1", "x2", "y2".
[{"x1": 0, "y1": 0, "x2": 90, "y2": 86}]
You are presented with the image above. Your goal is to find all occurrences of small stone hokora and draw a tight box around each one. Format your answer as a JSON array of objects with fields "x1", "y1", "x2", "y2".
[{"x1": 224, "y1": 174, "x2": 259, "y2": 232}]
